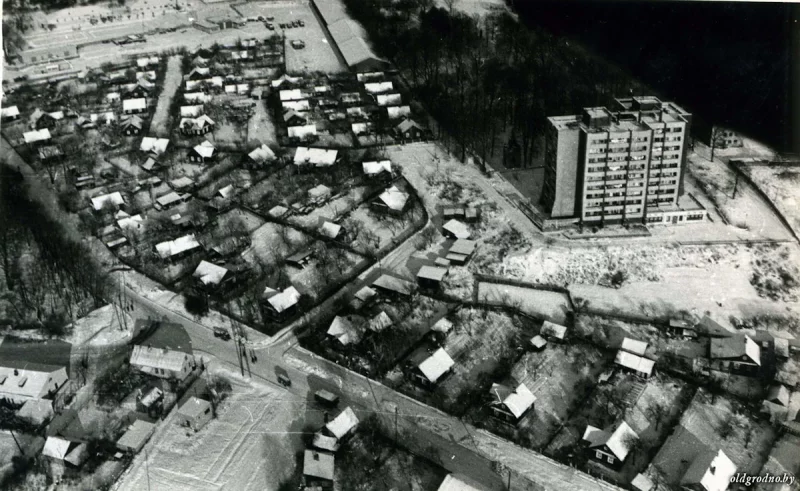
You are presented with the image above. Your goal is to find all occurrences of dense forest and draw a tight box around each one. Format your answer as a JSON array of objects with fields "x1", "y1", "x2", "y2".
[
  {"x1": 510, "y1": 0, "x2": 792, "y2": 151},
  {"x1": 343, "y1": 0, "x2": 649, "y2": 168},
  {"x1": 0, "y1": 163, "x2": 109, "y2": 332}
]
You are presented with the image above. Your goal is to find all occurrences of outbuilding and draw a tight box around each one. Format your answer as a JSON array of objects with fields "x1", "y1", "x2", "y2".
[{"x1": 177, "y1": 397, "x2": 213, "y2": 431}]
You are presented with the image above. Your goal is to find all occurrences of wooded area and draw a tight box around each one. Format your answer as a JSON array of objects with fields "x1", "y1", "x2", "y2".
[
  {"x1": 0, "y1": 163, "x2": 109, "y2": 329},
  {"x1": 342, "y1": 0, "x2": 647, "y2": 169}
]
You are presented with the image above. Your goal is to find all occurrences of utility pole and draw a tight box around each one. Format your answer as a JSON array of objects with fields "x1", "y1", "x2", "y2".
[
  {"x1": 732, "y1": 170, "x2": 740, "y2": 199},
  {"x1": 394, "y1": 406, "x2": 398, "y2": 450}
]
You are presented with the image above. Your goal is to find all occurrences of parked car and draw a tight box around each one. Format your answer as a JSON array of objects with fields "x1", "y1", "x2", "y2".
[
  {"x1": 291, "y1": 20, "x2": 299, "y2": 28},
  {"x1": 291, "y1": 40, "x2": 306, "y2": 49},
  {"x1": 266, "y1": 23, "x2": 275, "y2": 30},
  {"x1": 266, "y1": 16, "x2": 275, "y2": 21},
  {"x1": 298, "y1": 20, "x2": 305, "y2": 27},
  {"x1": 213, "y1": 327, "x2": 231, "y2": 340}
]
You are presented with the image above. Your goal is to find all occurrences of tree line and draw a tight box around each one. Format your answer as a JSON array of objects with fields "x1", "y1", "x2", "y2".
[
  {"x1": 0, "y1": 163, "x2": 109, "y2": 330},
  {"x1": 342, "y1": 0, "x2": 649, "y2": 169}
]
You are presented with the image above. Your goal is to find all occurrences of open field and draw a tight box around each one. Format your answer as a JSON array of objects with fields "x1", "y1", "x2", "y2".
[
  {"x1": 739, "y1": 163, "x2": 800, "y2": 236},
  {"x1": 116, "y1": 373, "x2": 303, "y2": 491},
  {"x1": 477, "y1": 283, "x2": 572, "y2": 325},
  {"x1": 687, "y1": 144, "x2": 790, "y2": 239}
]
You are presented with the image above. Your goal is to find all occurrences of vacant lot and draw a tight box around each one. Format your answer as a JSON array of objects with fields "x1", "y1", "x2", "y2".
[
  {"x1": 477, "y1": 282, "x2": 572, "y2": 325},
  {"x1": 740, "y1": 163, "x2": 800, "y2": 236},
  {"x1": 510, "y1": 343, "x2": 608, "y2": 450},
  {"x1": 687, "y1": 147, "x2": 789, "y2": 238},
  {"x1": 270, "y1": 3, "x2": 347, "y2": 73},
  {"x1": 150, "y1": 55, "x2": 182, "y2": 137},
  {"x1": 116, "y1": 374, "x2": 303, "y2": 491},
  {"x1": 247, "y1": 100, "x2": 276, "y2": 146}
]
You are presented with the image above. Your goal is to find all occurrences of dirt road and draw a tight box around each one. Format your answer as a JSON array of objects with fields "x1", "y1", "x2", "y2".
[{"x1": 150, "y1": 55, "x2": 183, "y2": 137}]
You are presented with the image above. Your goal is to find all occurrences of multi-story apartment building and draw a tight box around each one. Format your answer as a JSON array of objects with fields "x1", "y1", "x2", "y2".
[{"x1": 541, "y1": 96, "x2": 706, "y2": 226}]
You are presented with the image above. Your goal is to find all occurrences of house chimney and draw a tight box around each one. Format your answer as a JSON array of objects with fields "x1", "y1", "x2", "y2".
[
  {"x1": 313, "y1": 452, "x2": 320, "y2": 461},
  {"x1": 710, "y1": 465, "x2": 716, "y2": 475},
  {"x1": 13, "y1": 369, "x2": 18, "y2": 376}
]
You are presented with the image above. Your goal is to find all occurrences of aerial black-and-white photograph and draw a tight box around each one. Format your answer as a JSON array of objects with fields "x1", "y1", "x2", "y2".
[{"x1": 0, "y1": 0, "x2": 798, "y2": 489}]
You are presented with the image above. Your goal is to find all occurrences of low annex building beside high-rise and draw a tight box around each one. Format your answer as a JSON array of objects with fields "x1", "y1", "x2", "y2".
[{"x1": 540, "y1": 96, "x2": 706, "y2": 227}]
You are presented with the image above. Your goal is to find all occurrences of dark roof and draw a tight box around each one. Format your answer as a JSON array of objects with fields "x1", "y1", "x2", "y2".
[
  {"x1": 136, "y1": 322, "x2": 193, "y2": 355},
  {"x1": 0, "y1": 337, "x2": 72, "y2": 372},
  {"x1": 695, "y1": 315, "x2": 734, "y2": 337}
]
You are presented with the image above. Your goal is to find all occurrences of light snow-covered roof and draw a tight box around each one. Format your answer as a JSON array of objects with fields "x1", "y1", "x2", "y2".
[
  {"x1": 294, "y1": 147, "x2": 338, "y2": 167},
  {"x1": 217, "y1": 184, "x2": 234, "y2": 199},
  {"x1": 178, "y1": 396, "x2": 212, "y2": 419},
  {"x1": 680, "y1": 449, "x2": 737, "y2": 491},
  {"x1": 130, "y1": 345, "x2": 190, "y2": 372},
  {"x1": 1, "y1": 106, "x2": 19, "y2": 118},
  {"x1": 373, "y1": 274, "x2": 414, "y2": 295},
  {"x1": 325, "y1": 406, "x2": 359, "y2": 439},
  {"x1": 531, "y1": 335, "x2": 548, "y2": 349},
  {"x1": 377, "y1": 93, "x2": 402, "y2": 106},
  {"x1": 23, "y1": 129, "x2": 51, "y2": 144},
  {"x1": 614, "y1": 350, "x2": 655, "y2": 376},
  {"x1": 266, "y1": 286, "x2": 300, "y2": 313},
  {"x1": 362, "y1": 160, "x2": 392, "y2": 175},
  {"x1": 0, "y1": 363, "x2": 67, "y2": 401},
  {"x1": 288, "y1": 124, "x2": 317, "y2": 138},
  {"x1": 192, "y1": 260, "x2": 228, "y2": 286},
  {"x1": 42, "y1": 436, "x2": 72, "y2": 460},
  {"x1": 184, "y1": 92, "x2": 211, "y2": 102},
  {"x1": 118, "y1": 214, "x2": 144, "y2": 231},
  {"x1": 248, "y1": 144, "x2": 275, "y2": 164},
  {"x1": 418, "y1": 265, "x2": 447, "y2": 282},
  {"x1": 432, "y1": 317, "x2": 454, "y2": 333},
  {"x1": 621, "y1": 338, "x2": 648, "y2": 356},
  {"x1": 320, "y1": 221, "x2": 342, "y2": 239},
  {"x1": 279, "y1": 89, "x2": 305, "y2": 101},
  {"x1": 156, "y1": 192, "x2": 185, "y2": 208},
  {"x1": 327, "y1": 315, "x2": 361, "y2": 345},
  {"x1": 491, "y1": 383, "x2": 536, "y2": 419},
  {"x1": 155, "y1": 235, "x2": 201, "y2": 259},
  {"x1": 136, "y1": 56, "x2": 159, "y2": 67},
  {"x1": 308, "y1": 184, "x2": 332, "y2": 200},
  {"x1": 387, "y1": 105, "x2": 411, "y2": 119},
  {"x1": 192, "y1": 140, "x2": 216, "y2": 158},
  {"x1": 442, "y1": 219, "x2": 471, "y2": 239},
  {"x1": 354, "y1": 286, "x2": 377, "y2": 302},
  {"x1": 631, "y1": 473, "x2": 654, "y2": 491},
  {"x1": 437, "y1": 474, "x2": 484, "y2": 491},
  {"x1": 117, "y1": 420, "x2": 156, "y2": 452},
  {"x1": 587, "y1": 421, "x2": 638, "y2": 461},
  {"x1": 364, "y1": 81, "x2": 393, "y2": 94},
  {"x1": 122, "y1": 98, "x2": 147, "y2": 111},
  {"x1": 303, "y1": 450, "x2": 334, "y2": 481},
  {"x1": 180, "y1": 105, "x2": 204, "y2": 117},
  {"x1": 91, "y1": 192, "x2": 125, "y2": 211},
  {"x1": 376, "y1": 185, "x2": 409, "y2": 211},
  {"x1": 418, "y1": 348, "x2": 455, "y2": 383},
  {"x1": 312, "y1": 433, "x2": 339, "y2": 452},
  {"x1": 268, "y1": 205, "x2": 289, "y2": 217},
  {"x1": 368, "y1": 311, "x2": 392, "y2": 333},
  {"x1": 541, "y1": 320, "x2": 567, "y2": 340},
  {"x1": 140, "y1": 137, "x2": 169, "y2": 155}
]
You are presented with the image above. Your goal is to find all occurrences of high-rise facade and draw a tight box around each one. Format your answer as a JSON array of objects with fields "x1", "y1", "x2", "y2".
[{"x1": 541, "y1": 96, "x2": 705, "y2": 226}]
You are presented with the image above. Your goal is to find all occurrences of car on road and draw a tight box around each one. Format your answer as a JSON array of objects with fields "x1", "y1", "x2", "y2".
[
  {"x1": 266, "y1": 22, "x2": 275, "y2": 30},
  {"x1": 298, "y1": 20, "x2": 305, "y2": 27},
  {"x1": 213, "y1": 327, "x2": 231, "y2": 340},
  {"x1": 291, "y1": 40, "x2": 306, "y2": 49},
  {"x1": 266, "y1": 16, "x2": 274, "y2": 21},
  {"x1": 291, "y1": 20, "x2": 299, "y2": 28}
]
